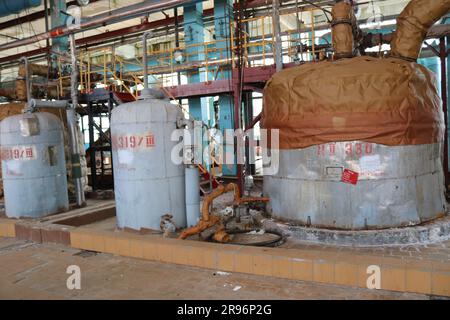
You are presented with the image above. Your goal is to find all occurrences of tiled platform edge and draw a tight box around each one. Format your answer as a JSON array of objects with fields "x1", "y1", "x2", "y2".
[
  {"x1": 69, "y1": 228, "x2": 450, "y2": 297},
  {"x1": 0, "y1": 218, "x2": 16, "y2": 238},
  {"x1": 1, "y1": 217, "x2": 449, "y2": 297}
]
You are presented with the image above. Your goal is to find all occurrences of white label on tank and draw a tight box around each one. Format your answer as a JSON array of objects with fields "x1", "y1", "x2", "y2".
[
  {"x1": 360, "y1": 154, "x2": 381, "y2": 173},
  {"x1": 112, "y1": 133, "x2": 155, "y2": 150},
  {"x1": 0, "y1": 146, "x2": 37, "y2": 161},
  {"x1": 117, "y1": 149, "x2": 134, "y2": 165},
  {"x1": 5, "y1": 161, "x2": 23, "y2": 176}
]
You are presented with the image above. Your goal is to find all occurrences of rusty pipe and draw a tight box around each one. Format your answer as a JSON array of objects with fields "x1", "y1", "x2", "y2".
[
  {"x1": 391, "y1": 0, "x2": 450, "y2": 61},
  {"x1": 235, "y1": 197, "x2": 270, "y2": 205},
  {"x1": 201, "y1": 183, "x2": 240, "y2": 222},
  {"x1": 179, "y1": 182, "x2": 269, "y2": 240}
]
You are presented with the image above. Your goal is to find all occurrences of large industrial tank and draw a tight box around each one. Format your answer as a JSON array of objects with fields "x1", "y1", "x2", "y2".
[
  {"x1": 0, "y1": 112, "x2": 69, "y2": 218},
  {"x1": 262, "y1": 56, "x2": 446, "y2": 230},
  {"x1": 261, "y1": 0, "x2": 449, "y2": 230},
  {"x1": 111, "y1": 90, "x2": 186, "y2": 231}
]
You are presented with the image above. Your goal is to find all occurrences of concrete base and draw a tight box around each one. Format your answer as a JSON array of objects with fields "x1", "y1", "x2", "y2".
[
  {"x1": 263, "y1": 214, "x2": 450, "y2": 247},
  {"x1": 1, "y1": 200, "x2": 115, "y2": 245}
]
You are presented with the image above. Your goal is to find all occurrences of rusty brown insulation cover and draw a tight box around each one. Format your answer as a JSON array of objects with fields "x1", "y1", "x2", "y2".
[
  {"x1": 261, "y1": 56, "x2": 444, "y2": 149},
  {"x1": 391, "y1": 0, "x2": 450, "y2": 61},
  {"x1": 15, "y1": 80, "x2": 27, "y2": 101},
  {"x1": 18, "y1": 63, "x2": 49, "y2": 78},
  {"x1": 331, "y1": 1, "x2": 354, "y2": 58}
]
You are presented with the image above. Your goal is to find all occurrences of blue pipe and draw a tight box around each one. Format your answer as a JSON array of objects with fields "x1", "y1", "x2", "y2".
[{"x1": 0, "y1": 0, "x2": 41, "y2": 18}]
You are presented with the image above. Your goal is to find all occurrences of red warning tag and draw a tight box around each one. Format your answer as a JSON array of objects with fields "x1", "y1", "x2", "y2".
[{"x1": 341, "y1": 169, "x2": 359, "y2": 185}]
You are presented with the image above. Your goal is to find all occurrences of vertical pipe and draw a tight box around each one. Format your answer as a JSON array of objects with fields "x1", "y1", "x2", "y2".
[
  {"x1": 185, "y1": 166, "x2": 200, "y2": 227},
  {"x1": 88, "y1": 101, "x2": 97, "y2": 191},
  {"x1": 108, "y1": 92, "x2": 114, "y2": 189},
  {"x1": 440, "y1": 37, "x2": 449, "y2": 190},
  {"x1": 68, "y1": 33, "x2": 86, "y2": 207},
  {"x1": 43, "y1": 0, "x2": 50, "y2": 49},
  {"x1": 20, "y1": 57, "x2": 32, "y2": 103},
  {"x1": 174, "y1": 7, "x2": 182, "y2": 86},
  {"x1": 310, "y1": 10, "x2": 316, "y2": 60},
  {"x1": 272, "y1": 0, "x2": 282, "y2": 71},
  {"x1": 142, "y1": 31, "x2": 153, "y2": 91},
  {"x1": 174, "y1": 7, "x2": 180, "y2": 48},
  {"x1": 234, "y1": 0, "x2": 245, "y2": 193}
]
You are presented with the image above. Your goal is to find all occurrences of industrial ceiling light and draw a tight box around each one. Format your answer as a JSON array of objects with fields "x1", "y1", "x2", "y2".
[
  {"x1": 77, "y1": 0, "x2": 90, "y2": 6},
  {"x1": 174, "y1": 49, "x2": 184, "y2": 63}
]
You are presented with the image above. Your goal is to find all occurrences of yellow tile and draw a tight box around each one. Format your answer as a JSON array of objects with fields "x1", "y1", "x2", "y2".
[
  {"x1": 116, "y1": 237, "x2": 131, "y2": 256},
  {"x1": 406, "y1": 269, "x2": 432, "y2": 294},
  {"x1": 90, "y1": 234, "x2": 105, "y2": 252},
  {"x1": 81, "y1": 233, "x2": 93, "y2": 250},
  {"x1": 431, "y1": 272, "x2": 450, "y2": 297},
  {"x1": 156, "y1": 242, "x2": 174, "y2": 263},
  {"x1": 272, "y1": 256, "x2": 292, "y2": 279},
  {"x1": 141, "y1": 241, "x2": 158, "y2": 261},
  {"x1": 70, "y1": 232, "x2": 83, "y2": 248},
  {"x1": 5, "y1": 222, "x2": 15, "y2": 237},
  {"x1": 313, "y1": 260, "x2": 335, "y2": 284},
  {"x1": 103, "y1": 235, "x2": 119, "y2": 254},
  {"x1": 7, "y1": 225, "x2": 13, "y2": 237},
  {"x1": 202, "y1": 248, "x2": 217, "y2": 269},
  {"x1": 128, "y1": 239, "x2": 144, "y2": 259},
  {"x1": 291, "y1": 258, "x2": 313, "y2": 281},
  {"x1": 0, "y1": 224, "x2": 6, "y2": 237},
  {"x1": 172, "y1": 245, "x2": 191, "y2": 265},
  {"x1": 381, "y1": 266, "x2": 406, "y2": 292},
  {"x1": 0, "y1": 220, "x2": 15, "y2": 238},
  {"x1": 253, "y1": 254, "x2": 272, "y2": 276},
  {"x1": 334, "y1": 262, "x2": 358, "y2": 287},
  {"x1": 187, "y1": 245, "x2": 205, "y2": 267},
  {"x1": 217, "y1": 250, "x2": 235, "y2": 272},
  {"x1": 234, "y1": 253, "x2": 253, "y2": 274}
]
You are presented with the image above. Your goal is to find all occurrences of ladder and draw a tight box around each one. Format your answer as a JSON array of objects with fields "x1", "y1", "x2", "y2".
[{"x1": 198, "y1": 164, "x2": 220, "y2": 196}]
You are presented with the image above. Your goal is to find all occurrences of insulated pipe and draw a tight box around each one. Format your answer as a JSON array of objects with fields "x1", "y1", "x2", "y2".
[
  {"x1": 185, "y1": 166, "x2": 200, "y2": 227},
  {"x1": 184, "y1": 121, "x2": 201, "y2": 227},
  {"x1": 68, "y1": 33, "x2": 86, "y2": 207},
  {"x1": 142, "y1": 31, "x2": 153, "y2": 91},
  {"x1": 331, "y1": 0, "x2": 355, "y2": 59},
  {"x1": 0, "y1": 0, "x2": 192, "y2": 52},
  {"x1": 19, "y1": 57, "x2": 32, "y2": 103},
  {"x1": 25, "y1": 99, "x2": 68, "y2": 113},
  {"x1": 391, "y1": 0, "x2": 450, "y2": 61}
]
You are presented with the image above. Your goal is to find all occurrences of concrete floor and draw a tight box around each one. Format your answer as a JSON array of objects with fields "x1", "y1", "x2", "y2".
[{"x1": 0, "y1": 237, "x2": 431, "y2": 300}]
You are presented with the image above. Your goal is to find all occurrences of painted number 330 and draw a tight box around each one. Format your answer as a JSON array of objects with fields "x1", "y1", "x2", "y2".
[{"x1": 317, "y1": 142, "x2": 373, "y2": 157}]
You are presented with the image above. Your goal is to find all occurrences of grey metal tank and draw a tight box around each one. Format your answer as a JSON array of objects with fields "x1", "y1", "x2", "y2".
[
  {"x1": 264, "y1": 141, "x2": 446, "y2": 230},
  {"x1": 0, "y1": 112, "x2": 69, "y2": 218},
  {"x1": 111, "y1": 91, "x2": 186, "y2": 231}
]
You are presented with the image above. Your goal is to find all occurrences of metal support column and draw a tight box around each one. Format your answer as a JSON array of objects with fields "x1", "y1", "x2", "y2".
[
  {"x1": 50, "y1": 0, "x2": 68, "y2": 70},
  {"x1": 215, "y1": 0, "x2": 236, "y2": 176},
  {"x1": 272, "y1": 0, "x2": 282, "y2": 72},
  {"x1": 233, "y1": 0, "x2": 245, "y2": 193},
  {"x1": 183, "y1": 2, "x2": 207, "y2": 122},
  {"x1": 440, "y1": 37, "x2": 449, "y2": 190},
  {"x1": 68, "y1": 33, "x2": 86, "y2": 206}
]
